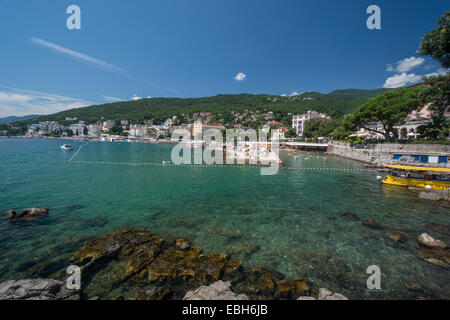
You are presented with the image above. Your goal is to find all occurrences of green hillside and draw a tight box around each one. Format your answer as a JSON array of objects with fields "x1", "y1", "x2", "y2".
[
  {"x1": 327, "y1": 88, "x2": 390, "y2": 100},
  {"x1": 14, "y1": 89, "x2": 389, "y2": 125}
]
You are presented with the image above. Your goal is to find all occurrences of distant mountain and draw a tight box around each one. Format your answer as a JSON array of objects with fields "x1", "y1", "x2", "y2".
[
  {"x1": 12, "y1": 89, "x2": 388, "y2": 125},
  {"x1": 0, "y1": 115, "x2": 41, "y2": 124}
]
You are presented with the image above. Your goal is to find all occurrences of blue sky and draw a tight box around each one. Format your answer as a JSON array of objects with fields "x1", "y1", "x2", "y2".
[{"x1": 0, "y1": 0, "x2": 448, "y2": 117}]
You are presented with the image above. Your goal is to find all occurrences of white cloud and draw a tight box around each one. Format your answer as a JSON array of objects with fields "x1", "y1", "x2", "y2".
[
  {"x1": 0, "y1": 86, "x2": 93, "y2": 117},
  {"x1": 386, "y1": 56, "x2": 425, "y2": 73},
  {"x1": 130, "y1": 94, "x2": 142, "y2": 101},
  {"x1": 383, "y1": 73, "x2": 422, "y2": 88},
  {"x1": 290, "y1": 91, "x2": 301, "y2": 96},
  {"x1": 30, "y1": 37, "x2": 128, "y2": 74},
  {"x1": 234, "y1": 72, "x2": 246, "y2": 81},
  {"x1": 424, "y1": 68, "x2": 448, "y2": 78},
  {"x1": 382, "y1": 68, "x2": 448, "y2": 89},
  {"x1": 280, "y1": 93, "x2": 287, "y2": 97}
]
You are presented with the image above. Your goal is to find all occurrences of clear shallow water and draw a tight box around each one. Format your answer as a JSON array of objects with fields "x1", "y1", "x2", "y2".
[{"x1": 0, "y1": 138, "x2": 449, "y2": 299}]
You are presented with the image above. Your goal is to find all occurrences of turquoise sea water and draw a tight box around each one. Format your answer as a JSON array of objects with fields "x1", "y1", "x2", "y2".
[{"x1": 0, "y1": 137, "x2": 449, "y2": 299}]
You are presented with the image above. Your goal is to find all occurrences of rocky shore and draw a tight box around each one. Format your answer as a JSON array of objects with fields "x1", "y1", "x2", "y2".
[
  {"x1": 0, "y1": 227, "x2": 348, "y2": 300},
  {"x1": 1, "y1": 224, "x2": 448, "y2": 300}
]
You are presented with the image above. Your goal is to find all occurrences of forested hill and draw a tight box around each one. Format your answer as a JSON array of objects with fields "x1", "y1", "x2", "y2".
[{"x1": 16, "y1": 88, "x2": 389, "y2": 124}]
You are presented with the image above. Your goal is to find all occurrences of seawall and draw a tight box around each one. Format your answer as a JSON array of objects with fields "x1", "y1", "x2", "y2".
[{"x1": 327, "y1": 142, "x2": 450, "y2": 168}]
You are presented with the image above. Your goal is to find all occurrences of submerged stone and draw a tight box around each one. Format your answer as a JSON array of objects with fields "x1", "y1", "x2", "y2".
[
  {"x1": 362, "y1": 219, "x2": 383, "y2": 230},
  {"x1": 426, "y1": 223, "x2": 450, "y2": 236},
  {"x1": 274, "y1": 278, "x2": 310, "y2": 300},
  {"x1": 227, "y1": 242, "x2": 261, "y2": 259},
  {"x1": 418, "y1": 248, "x2": 450, "y2": 268},
  {"x1": 72, "y1": 227, "x2": 163, "y2": 274},
  {"x1": 340, "y1": 211, "x2": 360, "y2": 221},
  {"x1": 386, "y1": 231, "x2": 408, "y2": 248},
  {"x1": 133, "y1": 287, "x2": 172, "y2": 300}
]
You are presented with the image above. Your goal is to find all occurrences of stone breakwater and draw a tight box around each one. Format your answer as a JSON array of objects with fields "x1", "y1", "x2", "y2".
[{"x1": 327, "y1": 143, "x2": 450, "y2": 168}]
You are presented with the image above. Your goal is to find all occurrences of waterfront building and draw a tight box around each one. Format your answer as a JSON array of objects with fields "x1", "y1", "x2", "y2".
[
  {"x1": 192, "y1": 120, "x2": 225, "y2": 139},
  {"x1": 70, "y1": 123, "x2": 86, "y2": 136},
  {"x1": 292, "y1": 111, "x2": 330, "y2": 136},
  {"x1": 164, "y1": 118, "x2": 174, "y2": 127},
  {"x1": 88, "y1": 124, "x2": 101, "y2": 137},
  {"x1": 353, "y1": 119, "x2": 433, "y2": 140},
  {"x1": 103, "y1": 120, "x2": 116, "y2": 127},
  {"x1": 129, "y1": 124, "x2": 146, "y2": 137}
]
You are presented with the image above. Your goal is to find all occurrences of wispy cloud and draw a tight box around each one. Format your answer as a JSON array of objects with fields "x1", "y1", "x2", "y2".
[
  {"x1": 0, "y1": 86, "x2": 93, "y2": 117},
  {"x1": 234, "y1": 72, "x2": 246, "y2": 81},
  {"x1": 386, "y1": 56, "x2": 425, "y2": 73},
  {"x1": 101, "y1": 95, "x2": 123, "y2": 102},
  {"x1": 30, "y1": 37, "x2": 177, "y2": 94},
  {"x1": 30, "y1": 37, "x2": 127, "y2": 74}
]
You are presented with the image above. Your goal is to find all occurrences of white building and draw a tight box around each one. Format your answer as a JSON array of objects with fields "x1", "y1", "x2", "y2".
[
  {"x1": 164, "y1": 118, "x2": 174, "y2": 127},
  {"x1": 292, "y1": 111, "x2": 330, "y2": 136},
  {"x1": 88, "y1": 124, "x2": 101, "y2": 137},
  {"x1": 129, "y1": 124, "x2": 146, "y2": 137},
  {"x1": 70, "y1": 124, "x2": 86, "y2": 136},
  {"x1": 103, "y1": 120, "x2": 116, "y2": 127}
]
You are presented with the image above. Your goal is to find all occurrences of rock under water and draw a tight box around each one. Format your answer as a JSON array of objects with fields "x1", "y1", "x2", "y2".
[{"x1": 70, "y1": 227, "x2": 314, "y2": 300}]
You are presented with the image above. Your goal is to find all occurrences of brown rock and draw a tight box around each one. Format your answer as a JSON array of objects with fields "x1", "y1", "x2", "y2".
[
  {"x1": 426, "y1": 223, "x2": 450, "y2": 236},
  {"x1": 362, "y1": 219, "x2": 383, "y2": 230},
  {"x1": 9, "y1": 208, "x2": 49, "y2": 221},
  {"x1": 386, "y1": 231, "x2": 408, "y2": 248},
  {"x1": 175, "y1": 239, "x2": 190, "y2": 251},
  {"x1": 245, "y1": 267, "x2": 283, "y2": 296},
  {"x1": 72, "y1": 227, "x2": 163, "y2": 273},
  {"x1": 126, "y1": 235, "x2": 164, "y2": 275},
  {"x1": 340, "y1": 211, "x2": 359, "y2": 221},
  {"x1": 133, "y1": 287, "x2": 172, "y2": 300},
  {"x1": 274, "y1": 278, "x2": 310, "y2": 300},
  {"x1": 418, "y1": 248, "x2": 450, "y2": 268}
]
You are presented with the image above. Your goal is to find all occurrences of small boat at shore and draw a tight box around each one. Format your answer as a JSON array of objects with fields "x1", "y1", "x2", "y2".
[
  {"x1": 60, "y1": 144, "x2": 73, "y2": 151},
  {"x1": 382, "y1": 165, "x2": 450, "y2": 191}
]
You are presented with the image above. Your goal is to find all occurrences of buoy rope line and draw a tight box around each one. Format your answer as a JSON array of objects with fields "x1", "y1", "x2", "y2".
[
  {"x1": 67, "y1": 160, "x2": 378, "y2": 172},
  {"x1": 67, "y1": 145, "x2": 83, "y2": 162}
]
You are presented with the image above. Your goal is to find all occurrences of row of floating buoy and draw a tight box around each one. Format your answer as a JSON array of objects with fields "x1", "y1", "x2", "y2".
[{"x1": 68, "y1": 160, "x2": 377, "y2": 172}]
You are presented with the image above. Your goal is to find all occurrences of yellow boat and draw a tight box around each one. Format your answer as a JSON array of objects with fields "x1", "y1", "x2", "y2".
[{"x1": 382, "y1": 165, "x2": 450, "y2": 190}]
